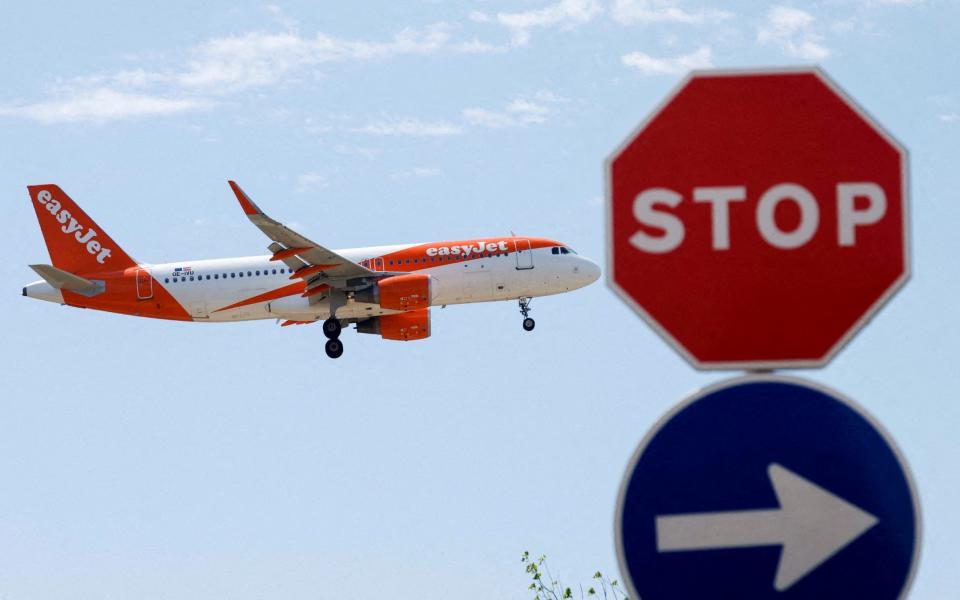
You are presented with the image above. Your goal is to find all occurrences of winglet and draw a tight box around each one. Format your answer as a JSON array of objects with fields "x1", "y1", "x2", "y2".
[{"x1": 228, "y1": 180, "x2": 262, "y2": 216}]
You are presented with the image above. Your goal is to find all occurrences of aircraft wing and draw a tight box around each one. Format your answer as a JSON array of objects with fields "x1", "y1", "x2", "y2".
[{"x1": 228, "y1": 181, "x2": 377, "y2": 287}]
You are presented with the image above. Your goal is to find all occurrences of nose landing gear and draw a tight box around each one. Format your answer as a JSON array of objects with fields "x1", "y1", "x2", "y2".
[
  {"x1": 323, "y1": 317, "x2": 344, "y2": 358},
  {"x1": 519, "y1": 297, "x2": 535, "y2": 332}
]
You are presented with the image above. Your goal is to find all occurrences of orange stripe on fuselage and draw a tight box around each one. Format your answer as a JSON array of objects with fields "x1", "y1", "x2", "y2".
[
  {"x1": 212, "y1": 281, "x2": 306, "y2": 313},
  {"x1": 61, "y1": 266, "x2": 193, "y2": 321}
]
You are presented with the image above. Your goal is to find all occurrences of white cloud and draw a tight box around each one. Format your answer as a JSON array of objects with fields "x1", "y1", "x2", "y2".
[
  {"x1": 757, "y1": 6, "x2": 830, "y2": 60},
  {"x1": 392, "y1": 167, "x2": 442, "y2": 179},
  {"x1": 0, "y1": 22, "x2": 473, "y2": 124},
  {"x1": 462, "y1": 108, "x2": 515, "y2": 128},
  {"x1": 176, "y1": 25, "x2": 452, "y2": 91},
  {"x1": 454, "y1": 39, "x2": 508, "y2": 54},
  {"x1": 297, "y1": 172, "x2": 328, "y2": 192},
  {"x1": 264, "y1": 4, "x2": 299, "y2": 31},
  {"x1": 495, "y1": 0, "x2": 603, "y2": 45},
  {"x1": 333, "y1": 144, "x2": 381, "y2": 159},
  {"x1": 462, "y1": 91, "x2": 565, "y2": 128},
  {"x1": 938, "y1": 113, "x2": 959, "y2": 123},
  {"x1": 611, "y1": 0, "x2": 732, "y2": 25},
  {"x1": 350, "y1": 117, "x2": 463, "y2": 136},
  {"x1": 468, "y1": 10, "x2": 493, "y2": 23},
  {"x1": 0, "y1": 88, "x2": 212, "y2": 123},
  {"x1": 621, "y1": 45, "x2": 713, "y2": 75}
]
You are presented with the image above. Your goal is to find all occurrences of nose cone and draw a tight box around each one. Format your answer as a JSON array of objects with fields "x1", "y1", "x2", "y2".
[{"x1": 574, "y1": 257, "x2": 601, "y2": 288}]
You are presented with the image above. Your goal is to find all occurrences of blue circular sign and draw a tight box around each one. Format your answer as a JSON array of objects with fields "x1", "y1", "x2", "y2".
[{"x1": 615, "y1": 375, "x2": 920, "y2": 599}]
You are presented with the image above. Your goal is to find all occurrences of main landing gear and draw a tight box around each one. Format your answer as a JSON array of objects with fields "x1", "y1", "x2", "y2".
[
  {"x1": 323, "y1": 317, "x2": 344, "y2": 359},
  {"x1": 519, "y1": 297, "x2": 535, "y2": 332}
]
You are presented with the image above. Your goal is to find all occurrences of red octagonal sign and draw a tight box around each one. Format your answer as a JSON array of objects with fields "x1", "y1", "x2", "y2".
[{"x1": 607, "y1": 68, "x2": 910, "y2": 370}]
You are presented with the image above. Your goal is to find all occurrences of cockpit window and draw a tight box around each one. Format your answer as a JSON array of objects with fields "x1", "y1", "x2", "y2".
[
  {"x1": 562, "y1": 246, "x2": 577, "y2": 254},
  {"x1": 551, "y1": 247, "x2": 560, "y2": 255}
]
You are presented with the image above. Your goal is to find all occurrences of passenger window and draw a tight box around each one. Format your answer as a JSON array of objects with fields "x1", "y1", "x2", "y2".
[
  {"x1": 165, "y1": 278, "x2": 169, "y2": 283},
  {"x1": 214, "y1": 274, "x2": 219, "y2": 279},
  {"x1": 247, "y1": 271, "x2": 252, "y2": 277},
  {"x1": 232, "y1": 273, "x2": 236, "y2": 278},
  {"x1": 272, "y1": 269, "x2": 277, "y2": 275},
  {"x1": 206, "y1": 275, "x2": 210, "y2": 280},
  {"x1": 256, "y1": 270, "x2": 260, "y2": 276}
]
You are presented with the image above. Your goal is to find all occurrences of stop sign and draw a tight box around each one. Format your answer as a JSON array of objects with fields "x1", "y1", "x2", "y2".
[{"x1": 607, "y1": 68, "x2": 909, "y2": 370}]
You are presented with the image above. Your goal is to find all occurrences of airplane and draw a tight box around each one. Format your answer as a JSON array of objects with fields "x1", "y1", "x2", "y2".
[{"x1": 22, "y1": 182, "x2": 601, "y2": 358}]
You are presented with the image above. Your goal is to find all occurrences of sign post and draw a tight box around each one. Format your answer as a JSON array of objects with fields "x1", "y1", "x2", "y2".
[{"x1": 606, "y1": 68, "x2": 918, "y2": 599}]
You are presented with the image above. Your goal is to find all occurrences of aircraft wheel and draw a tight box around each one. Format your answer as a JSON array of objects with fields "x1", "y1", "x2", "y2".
[
  {"x1": 325, "y1": 338, "x2": 344, "y2": 359},
  {"x1": 322, "y1": 318, "x2": 342, "y2": 339},
  {"x1": 522, "y1": 317, "x2": 535, "y2": 332}
]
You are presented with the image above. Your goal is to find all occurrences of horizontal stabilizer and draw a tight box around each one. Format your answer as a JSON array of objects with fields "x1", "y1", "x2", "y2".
[{"x1": 29, "y1": 264, "x2": 103, "y2": 295}]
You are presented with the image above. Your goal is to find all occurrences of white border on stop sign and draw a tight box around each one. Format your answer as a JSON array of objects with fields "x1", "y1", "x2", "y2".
[
  {"x1": 604, "y1": 65, "x2": 912, "y2": 371},
  {"x1": 612, "y1": 373, "x2": 923, "y2": 600}
]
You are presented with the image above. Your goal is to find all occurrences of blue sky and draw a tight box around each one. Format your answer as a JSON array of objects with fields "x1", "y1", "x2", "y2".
[{"x1": 2, "y1": 1, "x2": 958, "y2": 598}]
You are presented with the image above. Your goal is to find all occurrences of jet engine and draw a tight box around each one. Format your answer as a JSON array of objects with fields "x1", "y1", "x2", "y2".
[
  {"x1": 354, "y1": 274, "x2": 432, "y2": 311},
  {"x1": 356, "y1": 309, "x2": 431, "y2": 341}
]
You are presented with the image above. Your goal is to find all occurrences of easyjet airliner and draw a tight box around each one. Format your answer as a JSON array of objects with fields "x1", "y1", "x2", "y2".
[{"x1": 23, "y1": 182, "x2": 600, "y2": 358}]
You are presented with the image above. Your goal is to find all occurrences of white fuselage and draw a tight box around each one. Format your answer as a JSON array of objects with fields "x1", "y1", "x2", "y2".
[{"x1": 134, "y1": 242, "x2": 599, "y2": 322}]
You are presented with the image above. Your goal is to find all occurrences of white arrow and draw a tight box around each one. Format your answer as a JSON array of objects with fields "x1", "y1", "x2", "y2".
[{"x1": 655, "y1": 463, "x2": 879, "y2": 591}]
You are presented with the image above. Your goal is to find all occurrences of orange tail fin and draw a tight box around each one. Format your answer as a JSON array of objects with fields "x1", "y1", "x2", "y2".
[{"x1": 27, "y1": 184, "x2": 138, "y2": 274}]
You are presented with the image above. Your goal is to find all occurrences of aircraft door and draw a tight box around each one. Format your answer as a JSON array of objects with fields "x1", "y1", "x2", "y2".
[
  {"x1": 515, "y1": 239, "x2": 534, "y2": 270},
  {"x1": 136, "y1": 268, "x2": 153, "y2": 299}
]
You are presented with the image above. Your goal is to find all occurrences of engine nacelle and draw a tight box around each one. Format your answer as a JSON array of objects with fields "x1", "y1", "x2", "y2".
[
  {"x1": 354, "y1": 274, "x2": 433, "y2": 311},
  {"x1": 356, "y1": 309, "x2": 431, "y2": 341}
]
